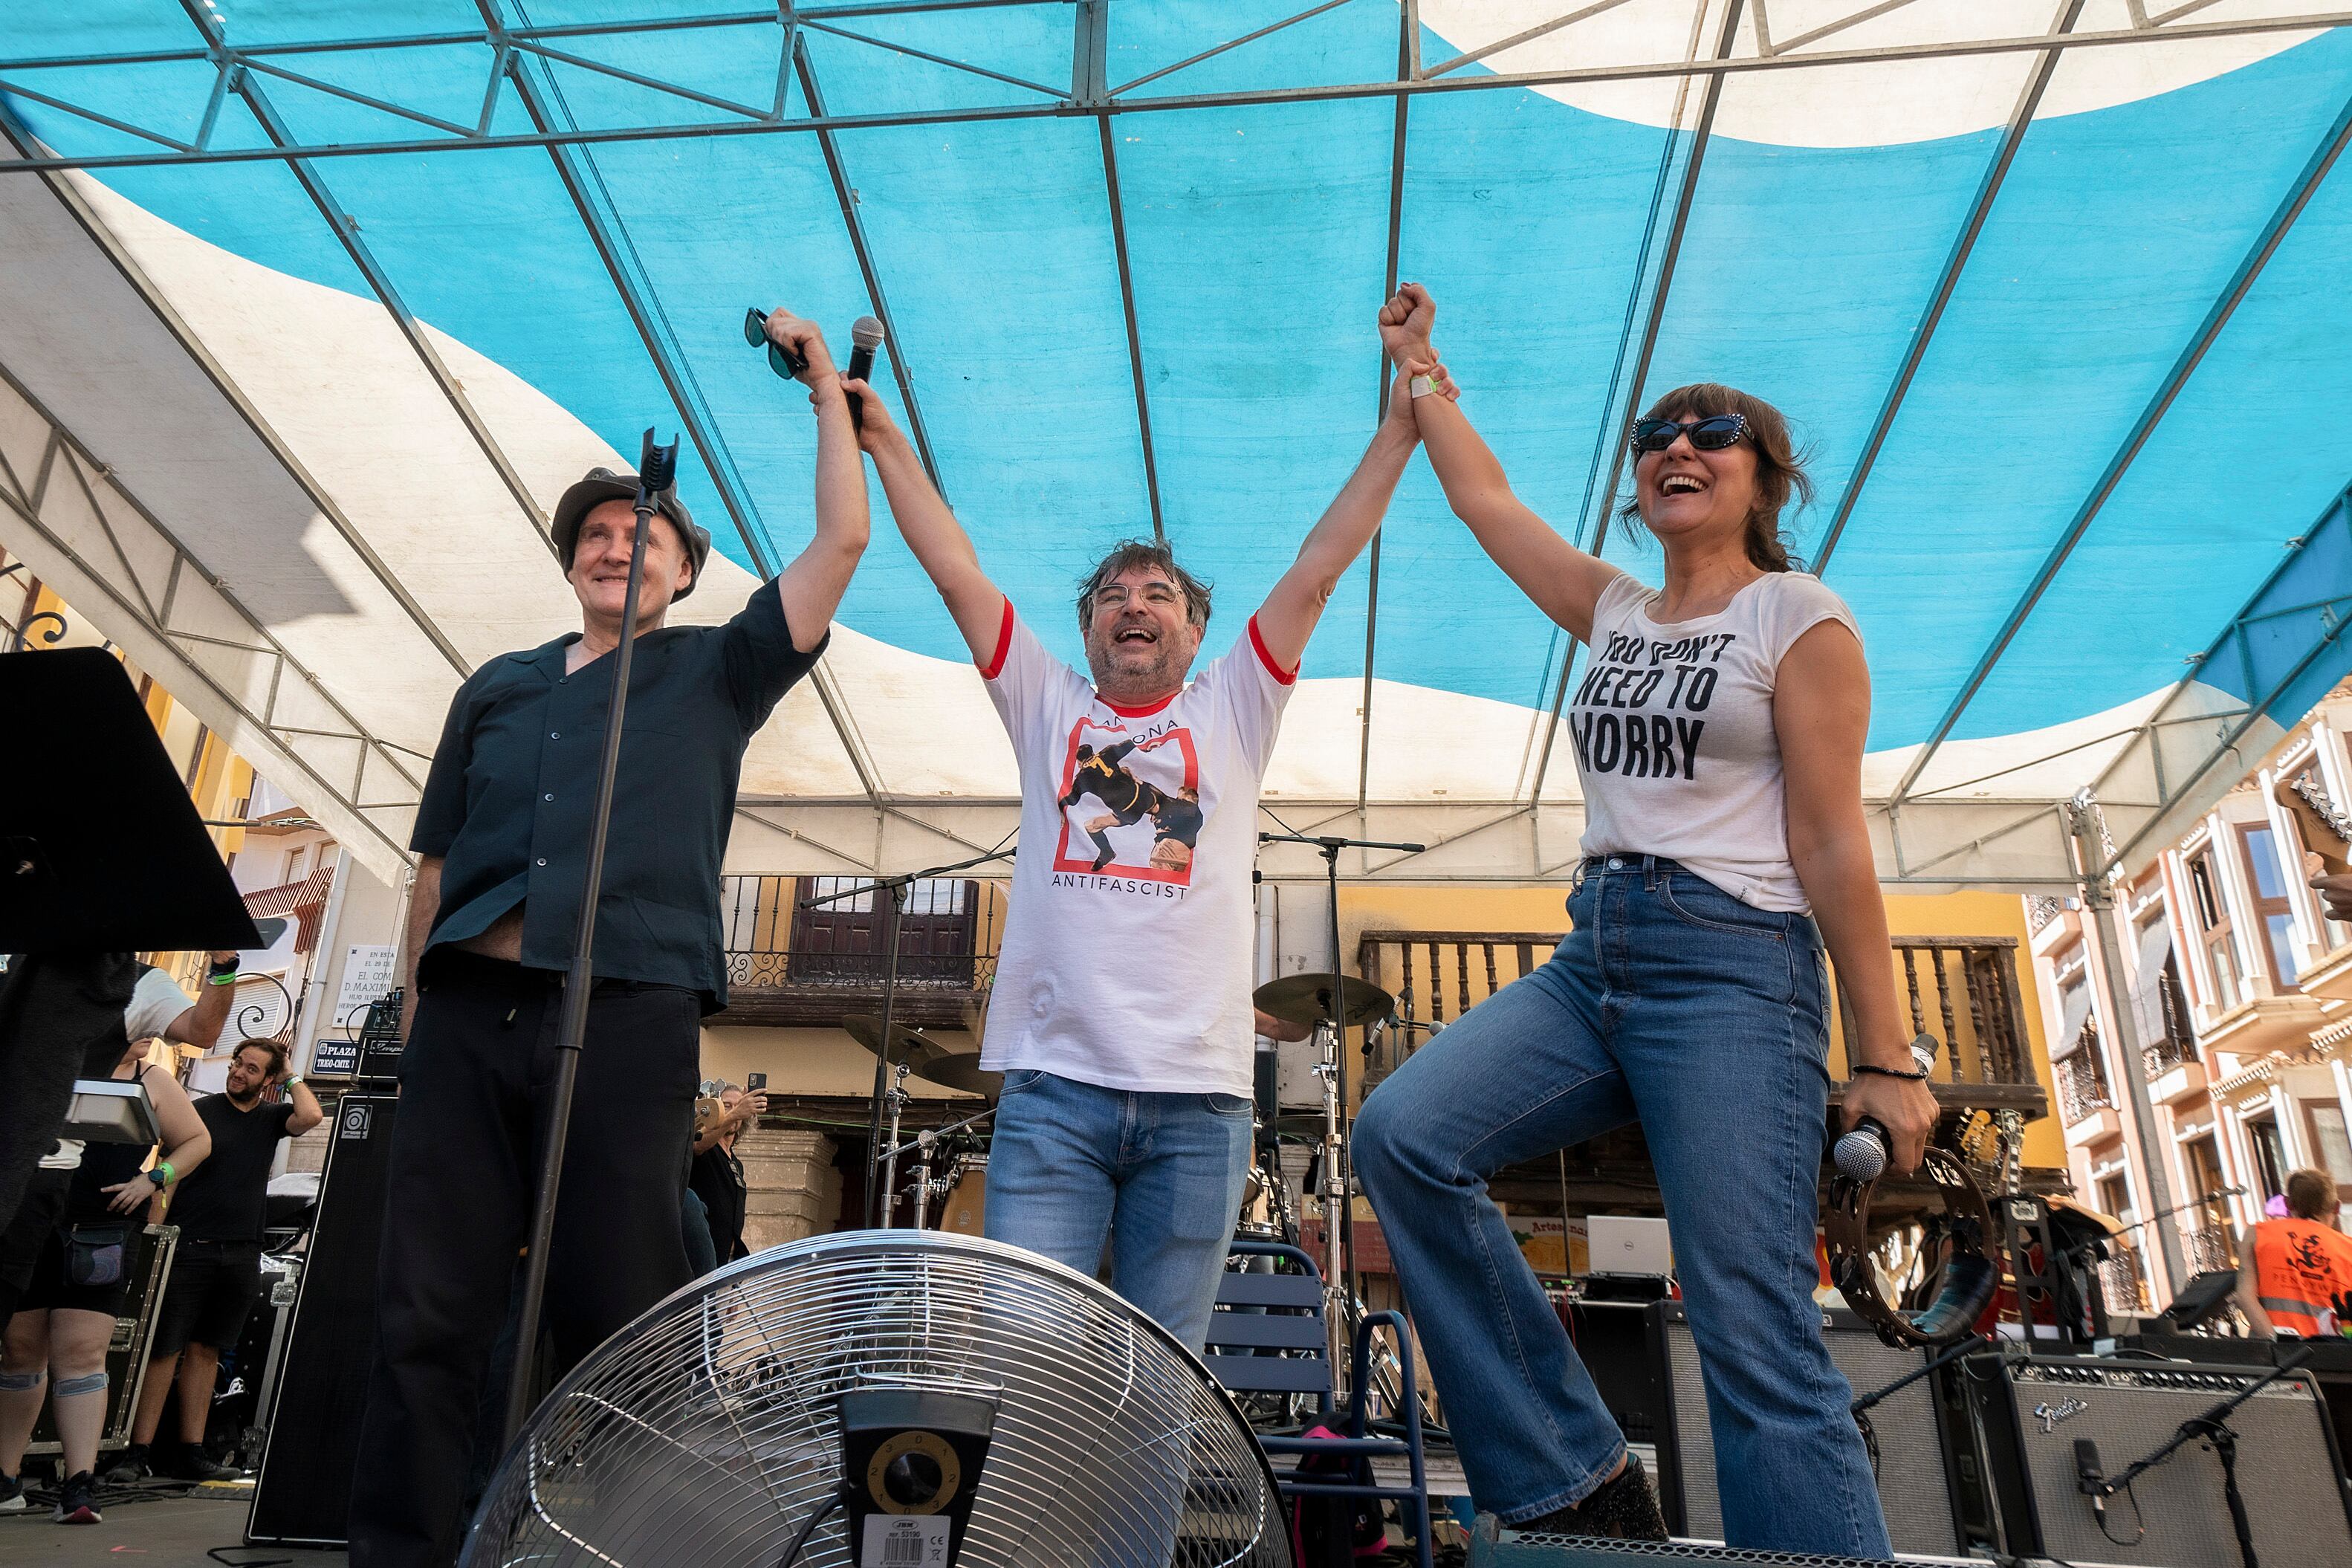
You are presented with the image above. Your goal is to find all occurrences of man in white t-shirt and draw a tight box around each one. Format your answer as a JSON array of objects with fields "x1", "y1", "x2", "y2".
[{"x1": 837, "y1": 320, "x2": 1440, "y2": 1350}]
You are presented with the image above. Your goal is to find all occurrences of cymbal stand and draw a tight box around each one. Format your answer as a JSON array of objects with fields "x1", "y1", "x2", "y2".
[
  {"x1": 1258, "y1": 830, "x2": 1424, "y2": 1381},
  {"x1": 878, "y1": 1060, "x2": 911, "y2": 1227},
  {"x1": 800, "y1": 845, "x2": 1012, "y2": 1227}
]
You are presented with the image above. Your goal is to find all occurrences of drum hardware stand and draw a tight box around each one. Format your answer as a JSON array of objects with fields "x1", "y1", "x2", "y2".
[
  {"x1": 1257, "y1": 830, "x2": 1422, "y2": 1373},
  {"x1": 800, "y1": 845, "x2": 1011, "y2": 1227},
  {"x1": 883, "y1": 1105, "x2": 997, "y2": 1231}
]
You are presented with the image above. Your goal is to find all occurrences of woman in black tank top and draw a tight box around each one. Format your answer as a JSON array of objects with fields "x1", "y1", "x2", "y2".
[{"x1": 0, "y1": 1042, "x2": 211, "y2": 1518}]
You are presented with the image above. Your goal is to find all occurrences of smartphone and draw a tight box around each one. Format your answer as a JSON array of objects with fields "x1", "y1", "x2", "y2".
[{"x1": 745, "y1": 1072, "x2": 768, "y2": 1092}]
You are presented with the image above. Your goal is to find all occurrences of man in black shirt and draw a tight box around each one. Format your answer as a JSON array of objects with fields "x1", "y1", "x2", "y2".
[
  {"x1": 123, "y1": 1037, "x2": 321, "y2": 1480},
  {"x1": 349, "y1": 309, "x2": 869, "y2": 1568}
]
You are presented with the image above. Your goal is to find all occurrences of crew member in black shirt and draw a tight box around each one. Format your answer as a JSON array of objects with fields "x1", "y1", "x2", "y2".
[
  {"x1": 127, "y1": 1036, "x2": 321, "y2": 1480},
  {"x1": 349, "y1": 309, "x2": 870, "y2": 1568}
]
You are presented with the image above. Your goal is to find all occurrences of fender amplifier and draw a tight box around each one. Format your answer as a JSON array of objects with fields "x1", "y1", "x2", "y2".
[
  {"x1": 1961, "y1": 1352, "x2": 2352, "y2": 1567},
  {"x1": 1647, "y1": 1300, "x2": 1969, "y2": 1555},
  {"x1": 246, "y1": 1092, "x2": 396, "y2": 1546}
]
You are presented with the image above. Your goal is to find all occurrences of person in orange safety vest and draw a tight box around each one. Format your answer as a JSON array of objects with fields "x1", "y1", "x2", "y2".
[{"x1": 2235, "y1": 1167, "x2": 2352, "y2": 1337}]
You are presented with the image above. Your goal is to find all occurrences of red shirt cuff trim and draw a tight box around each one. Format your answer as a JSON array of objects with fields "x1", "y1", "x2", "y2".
[
  {"x1": 1248, "y1": 615, "x2": 1298, "y2": 686},
  {"x1": 978, "y1": 597, "x2": 1014, "y2": 680}
]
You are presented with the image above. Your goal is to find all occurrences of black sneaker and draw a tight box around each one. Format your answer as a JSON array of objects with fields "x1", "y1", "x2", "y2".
[
  {"x1": 155, "y1": 1442, "x2": 238, "y2": 1483},
  {"x1": 0, "y1": 1471, "x2": 23, "y2": 1512},
  {"x1": 1519, "y1": 1451, "x2": 1669, "y2": 1542},
  {"x1": 53, "y1": 1470, "x2": 100, "y2": 1524},
  {"x1": 101, "y1": 1444, "x2": 149, "y2": 1484}
]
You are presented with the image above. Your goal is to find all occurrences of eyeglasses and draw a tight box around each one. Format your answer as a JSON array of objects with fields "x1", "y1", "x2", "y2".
[
  {"x1": 1630, "y1": 414, "x2": 1748, "y2": 453},
  {"x1": 743, "y1": 307, "x2": 807, "y2": 380}
]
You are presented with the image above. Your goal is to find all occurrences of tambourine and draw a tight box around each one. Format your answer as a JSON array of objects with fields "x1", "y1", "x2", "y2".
[{"x1": 1824, "y1": 1143, "x2": 2000, "y2": 1349}]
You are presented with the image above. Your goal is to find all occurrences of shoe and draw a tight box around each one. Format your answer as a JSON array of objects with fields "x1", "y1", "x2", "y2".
[
  {"x1": 1518, "y1": 1451, "x2": 1668, "y2": 1542},
  {"x1": 0, "y1": 1471, "x2": 23, "y2": 1512},
  {"x1": 52, "y1": 1470, "x2": 100, "y2": 1524},
  {"x1": 155, "y1": 1442, "x2": 238, "y2": 1483},
  {"x1": 102, "y1": 1443, "x2": 149, "y2": 1483}
]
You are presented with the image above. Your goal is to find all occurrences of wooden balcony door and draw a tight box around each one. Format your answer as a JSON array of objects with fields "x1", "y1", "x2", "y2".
[{"x1": 788, "y1": 876, "x2": 977, "y2": 987}]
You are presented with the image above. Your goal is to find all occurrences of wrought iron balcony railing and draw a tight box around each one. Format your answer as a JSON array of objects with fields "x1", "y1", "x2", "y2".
[
  {"x1": 713, "y1": 875, "x2": 1002, "y2": 1029},
  {"x1": 2054, "y1": 1037, "x2": 2116, "y2": 1124}
]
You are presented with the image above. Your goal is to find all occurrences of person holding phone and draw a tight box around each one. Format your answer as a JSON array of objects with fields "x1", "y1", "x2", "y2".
[{"x1": 690, "y1": 1081, "x2": 768, "y2": 1265}]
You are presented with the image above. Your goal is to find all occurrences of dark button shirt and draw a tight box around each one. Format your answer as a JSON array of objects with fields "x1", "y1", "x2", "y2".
[{"x1": 410, "y1": 579, "x2": 825, "y2": 1010}]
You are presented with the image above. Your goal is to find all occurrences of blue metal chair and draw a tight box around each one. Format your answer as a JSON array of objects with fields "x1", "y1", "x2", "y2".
[{"x1": 1204, "y1": 1240, "x2": 1434, "y2": 1568}]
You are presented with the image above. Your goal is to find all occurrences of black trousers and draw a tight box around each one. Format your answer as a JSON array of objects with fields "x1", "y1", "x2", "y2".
[{"x1": 347, "y1": 950, "x2": 699, "y2": 1568}]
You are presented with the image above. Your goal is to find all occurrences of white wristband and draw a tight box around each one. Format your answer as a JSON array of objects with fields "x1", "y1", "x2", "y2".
[{"x1": 1408, "y1": 372, "x2": 1436, "y2": 400}]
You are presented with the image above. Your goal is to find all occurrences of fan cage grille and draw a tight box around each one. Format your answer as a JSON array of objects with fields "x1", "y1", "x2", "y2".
[{"x1": 464, "y1": 1231, "x2": 1292, "y2": 1568}]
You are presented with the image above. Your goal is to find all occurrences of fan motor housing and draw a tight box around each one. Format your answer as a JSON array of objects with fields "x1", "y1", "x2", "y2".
[{"x1": 840, "y1": 1387, "x2": 997, "y2": 1567}]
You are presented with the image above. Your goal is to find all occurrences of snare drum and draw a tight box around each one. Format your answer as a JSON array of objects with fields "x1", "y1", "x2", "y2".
[{"x1": 941, "y1": 1155, "x2": 988, "y2": 1237}]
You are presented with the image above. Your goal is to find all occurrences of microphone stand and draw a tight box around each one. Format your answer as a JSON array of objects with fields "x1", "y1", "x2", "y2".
[
  {"x1": 503, "y1": 430, "x2": 677, "y2": 1447},
  {"x1": 801, "y1": 846, "x2": 1011, "y2": 1226},
  {"x1": 2083, "y1": 1343, "x2": 2313, "y2": 1568},
  {"x1": 1257, "y1": 830, "x2": 1422, "y2": 1375}
]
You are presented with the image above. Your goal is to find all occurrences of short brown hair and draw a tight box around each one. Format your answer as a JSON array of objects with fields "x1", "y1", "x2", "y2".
[
  {"x1": 233, "y1": 1037, "x2": 287, "y2": 1077},
  {"x1": 1619, "y1": 382, "x2": 1815, "y2": 572},
  {"x1": 2285, "y1": 1168, "x2": 2336, "y2": 1220},
  {"x1": 1076, "y1": 540, "x2": 1212, "y2": 634}
]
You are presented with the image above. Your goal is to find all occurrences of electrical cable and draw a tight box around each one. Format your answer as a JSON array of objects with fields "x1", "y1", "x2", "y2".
[{"x1": 777, "y1": 1483, "x2": 849, "y2": 1567}]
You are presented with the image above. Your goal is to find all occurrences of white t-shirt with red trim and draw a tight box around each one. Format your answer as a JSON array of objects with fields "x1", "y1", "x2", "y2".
[{"x1": 977, "y1": 602, "x2": 1296, "y2": 1096}]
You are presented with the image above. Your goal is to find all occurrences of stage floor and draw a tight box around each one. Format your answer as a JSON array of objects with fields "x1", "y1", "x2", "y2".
[{"x1": 0, "y1": 1482, "x2": 343, "y2": 1568}]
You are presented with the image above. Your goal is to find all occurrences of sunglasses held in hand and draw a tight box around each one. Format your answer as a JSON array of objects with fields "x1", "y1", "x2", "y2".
[{"x1": 743, "y1": 307, "x2": 808, "y2": 380}]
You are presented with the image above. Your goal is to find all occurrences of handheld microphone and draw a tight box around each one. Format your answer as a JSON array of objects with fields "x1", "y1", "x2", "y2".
[
  {"x1": 1832, "y1": 1032, "x2": 1939, "y2": 1182},
  {"x1": 846, "y1": 316, "x2": 885, "y2": 430}
]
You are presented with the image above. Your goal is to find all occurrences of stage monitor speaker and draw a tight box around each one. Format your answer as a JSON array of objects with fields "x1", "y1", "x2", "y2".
[
  {"x1": 1466, "y1": 1516, "x2": 1980, "y2": 1567},
  {"x1": 1963, "y1": 1352, "x2": 2352, "y2": 1567},
  {"x1": 247, "y1": 1092, "x2": 395, "y2": 1546},
  {"x1": 1645, "y1": 1300, "x2": 1968, "y2": 1556}
]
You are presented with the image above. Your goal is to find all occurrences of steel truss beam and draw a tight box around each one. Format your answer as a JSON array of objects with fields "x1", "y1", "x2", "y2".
[
  {"x1": 4, "y1": 8, "x2": 2347, "y2": 173},
  {"x1": 483, "y1": 1, "x2": 889, "y2": 814},
  {"x1": 1813, "y1": 0, "x2": 2082, "y2": 571},
  {"x1": 1357, "y1": 0, "x2": 1417, "y2": 811},
  {"x1": 2087, "y1": 483, "x2": 2352, "y2": 878},
  {"x1": 1890, "y1": 80, "x2": 2352, "y2": 806},
  {"x1": 1525, "y1": 0, "x2": 1744, "y2": 806},
  {"x1": 0, "y1": 363, "x2": 423, "y2": 875}
]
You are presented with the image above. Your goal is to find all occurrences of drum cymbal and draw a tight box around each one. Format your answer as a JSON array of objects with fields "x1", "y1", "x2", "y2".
[
  {"x1": 1252, "y1": 972, "x2": 1396, "y2": 1029},
  {"x1": 842, "y1": 1015, "x2": 947, "y2": 1070},
  {"x1": 910, "y1": 1052, "x2": 1002, "y2": 1100}
]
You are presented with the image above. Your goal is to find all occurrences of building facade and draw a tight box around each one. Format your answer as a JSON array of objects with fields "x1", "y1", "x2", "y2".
[{"x1": 2029, "y1": 681, "x2": 2352, "y2": 1314}]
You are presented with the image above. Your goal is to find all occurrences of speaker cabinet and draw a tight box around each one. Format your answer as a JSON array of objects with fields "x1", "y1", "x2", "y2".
[
  {"x1": 1963, "y1": 1352, "x2": 2352, "y2": 1567},
  {"x1": 1646, "y1": 1300, "x2": 1968, "y2": 1555},
  {"x1": 247, "y1": 1092, "x2": 396, "y2": 1546}
]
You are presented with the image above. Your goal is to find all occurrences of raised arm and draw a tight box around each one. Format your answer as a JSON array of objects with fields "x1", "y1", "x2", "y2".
[
  {"x1": 1775, "y1": 621, "x2": 1938, "y2": 1174},
  {"x1": 1251, "y1": 360, "x2": 1425, "y2": 675},
  {"x1": 761, "y1": 310, "x2": 872, "y2": 652},
  {"x1": 1379, "y1": 284, "x2": 1619, "y2": 643},
  {"x1": 837, "y1": 372, "x2": 1006, "y2": 661},
  {"x1": 164, "y1": 952, "x2": 239, "y2": 1053}
]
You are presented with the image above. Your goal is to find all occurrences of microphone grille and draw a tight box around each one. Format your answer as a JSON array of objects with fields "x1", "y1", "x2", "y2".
[
  {"x1": 1833, "y1": 1127, "x2": 1888, "y2": 1184},
  {"x1": 851, "y1": 315, "x2": 886, "y2": 349}
]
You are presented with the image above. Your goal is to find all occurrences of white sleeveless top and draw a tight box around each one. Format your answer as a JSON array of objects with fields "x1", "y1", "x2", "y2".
[{"x1": 1570, "y1": 571, "x2": 1862, "y2": 913}]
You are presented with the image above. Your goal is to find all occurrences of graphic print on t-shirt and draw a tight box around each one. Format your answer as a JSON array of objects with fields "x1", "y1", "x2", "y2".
[
  {"x1": 1050, "y1": 713, "x2": 1204, "y2": 886},
  {"x1": 1568, "y1": 624, "x2": 1737, "y2": 783}
]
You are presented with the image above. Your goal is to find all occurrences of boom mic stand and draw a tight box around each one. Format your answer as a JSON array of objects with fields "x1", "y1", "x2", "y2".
[
  {"x1": 800, "y1": 846, "x2": 1011, "y2": 1226},
  {"x1": 1257, "y1": 830, "x2": 1422, "y2": 1370},
  {"x1": 502, "y1": 429, "x2": 677, "y2": 1447}
]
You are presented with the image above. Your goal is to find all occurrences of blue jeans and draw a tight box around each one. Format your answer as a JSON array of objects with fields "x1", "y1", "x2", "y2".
[
  {"x1": 1353, "y1": 858, "x2": 1890, "y2": 1559},
  {"x1": 983, "y1": 1069, "x2": 1254, "y2": 1355}
]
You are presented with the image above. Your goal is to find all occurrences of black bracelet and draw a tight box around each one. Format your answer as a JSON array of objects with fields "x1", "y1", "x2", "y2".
[
  {"x1": 1850, "y1": 1062, "x2": 1930, "y2": 1081},
  {"x1": 207, "y1": 956, "x2": 240, "y2": 978}
]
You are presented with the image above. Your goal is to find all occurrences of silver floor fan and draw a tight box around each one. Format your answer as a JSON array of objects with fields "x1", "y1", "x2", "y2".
[{"x1": 464, "y1": 1231, "x2": 1293, "y2": 1568}]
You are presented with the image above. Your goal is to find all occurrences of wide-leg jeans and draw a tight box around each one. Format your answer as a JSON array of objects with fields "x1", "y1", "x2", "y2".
[{"x1": 1352, "y1": 857, "x2": 1891, "y2": 1559}]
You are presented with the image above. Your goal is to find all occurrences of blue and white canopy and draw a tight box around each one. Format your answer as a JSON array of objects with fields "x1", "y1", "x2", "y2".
[{"x1": 3, "y1": 1, "x2": 2348, "y2": 887}]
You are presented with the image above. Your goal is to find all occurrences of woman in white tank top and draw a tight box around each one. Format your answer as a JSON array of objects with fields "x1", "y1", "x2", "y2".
[{"x1": 1352, "y1": 286, "x2": 1937, "y2": 1558}]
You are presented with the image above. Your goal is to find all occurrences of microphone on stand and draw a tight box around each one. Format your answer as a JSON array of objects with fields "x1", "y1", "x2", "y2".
[
  {"x1": 638, "y1": 428, "x2": 678, "y2": 496},
  {"x1": 846, "y1": 316, "x2": 885, "y2": 430}
]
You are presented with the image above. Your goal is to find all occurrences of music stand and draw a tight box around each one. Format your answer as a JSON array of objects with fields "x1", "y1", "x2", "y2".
[{"x1": 0, "y1": 647, "x2": 261, "y2": 952}]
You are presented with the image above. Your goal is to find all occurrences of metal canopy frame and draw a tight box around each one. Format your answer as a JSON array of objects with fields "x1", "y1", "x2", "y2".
[{"x1": 4, "y1": 0, "x2": 2350, "y2": 888}]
